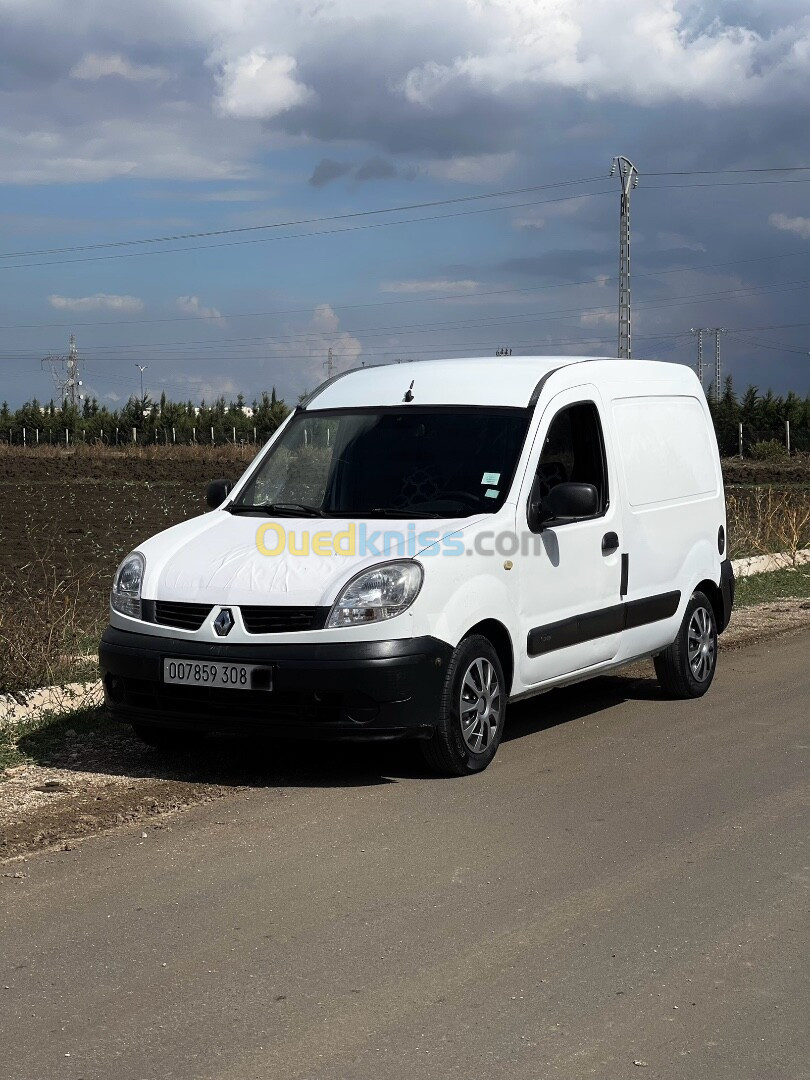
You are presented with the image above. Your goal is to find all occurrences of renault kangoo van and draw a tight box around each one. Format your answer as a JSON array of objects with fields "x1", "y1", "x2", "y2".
[{"x1": 100, "y1": 357, "x2": 734, "y2": 774}]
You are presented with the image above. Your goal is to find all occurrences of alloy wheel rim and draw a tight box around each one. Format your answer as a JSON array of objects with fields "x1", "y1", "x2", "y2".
[
  {"x1": 687, "y1": 605, "x2": 716, "y2": 682},
  {"x1": 459, "y1": 657, "x2": 502, "y2": 754}
]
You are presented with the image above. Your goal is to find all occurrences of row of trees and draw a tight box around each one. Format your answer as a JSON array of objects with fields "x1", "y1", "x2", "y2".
[
  {"x1": 0, "y1": 379, "x2": 808, "y2": 454},
  {"x1": 707, "y1": 379, "x2": 810, "y2": 456},
  {"x1": 0, "y1": 389, "x2": 291, "y2": 445}
]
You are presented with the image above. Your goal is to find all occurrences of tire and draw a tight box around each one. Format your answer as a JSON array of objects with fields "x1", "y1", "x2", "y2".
[
  {"x1": 132, "y1": 723, "x2": 195, "y2": 751},
  {"x1": 654, "y1": 590, "x2": 718, "y2": 698},
  {"x1": 420, "y1": 635, "x2": 506, "y2": 776}
]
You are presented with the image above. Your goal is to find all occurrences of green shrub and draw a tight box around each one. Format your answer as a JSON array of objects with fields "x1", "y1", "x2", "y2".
[{"x1": 749, "y1": 439, "x2": 789, "y2": 462}]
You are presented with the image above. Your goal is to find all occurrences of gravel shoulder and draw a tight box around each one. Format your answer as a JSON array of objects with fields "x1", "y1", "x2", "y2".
[{"x1": 2, "y1": 597, "x2": 809, "y2": 864}]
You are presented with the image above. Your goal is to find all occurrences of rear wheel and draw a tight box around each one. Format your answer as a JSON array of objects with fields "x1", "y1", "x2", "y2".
[
  {"x1": 421, "y1": 635, "x2": 506, "y2": 776},
  {"x1": 654, "y1": 590, "x2": 717, "y2": 698}
]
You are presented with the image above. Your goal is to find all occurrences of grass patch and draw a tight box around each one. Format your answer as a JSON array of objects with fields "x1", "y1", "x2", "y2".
[
  {"x1": 726, "y1": 486, "x2": 810, "y2": 559},
  {"x1": 734, "y1": 568, "x2": 810, "y2": 608},
  {"x1": 0, "y1": 704, "x2": 111, "y2": 772}
]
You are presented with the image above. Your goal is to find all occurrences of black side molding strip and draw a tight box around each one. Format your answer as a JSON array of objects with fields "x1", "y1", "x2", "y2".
[
  {"x1": 527, "y1": 590, "x2": 680, "y2": 657},
  {"x1": 526, "y1": 357, "x2": 613, "y2": 408}
]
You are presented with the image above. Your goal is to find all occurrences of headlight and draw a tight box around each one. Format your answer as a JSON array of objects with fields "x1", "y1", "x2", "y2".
[
  {"x1": 327, "y1": 560, "x2": 423, "y2": 628},
  {"x1": 111, "y1": 551, "x2": 145, "y2": 619}
]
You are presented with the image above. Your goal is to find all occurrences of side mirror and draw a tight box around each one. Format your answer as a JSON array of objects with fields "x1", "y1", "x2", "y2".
[
  {"x1": 206, "y1": 478, "x2": 234, "y2": 509},
  {"x1": 528, "y1": 481, "x2": 599, "y2": 530}
]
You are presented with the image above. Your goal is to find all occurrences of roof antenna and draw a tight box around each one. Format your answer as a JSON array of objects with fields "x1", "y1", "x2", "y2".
[{"x1": 403, "y1": 380, "x2": 415, "y2": 402}]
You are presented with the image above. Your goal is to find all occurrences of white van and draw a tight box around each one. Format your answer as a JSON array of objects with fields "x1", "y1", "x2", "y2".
[{"x1": 100, "y1": 356, "x2": 734, "y2": 774}]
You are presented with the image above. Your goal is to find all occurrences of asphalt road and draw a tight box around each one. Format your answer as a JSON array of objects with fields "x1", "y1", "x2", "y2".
[{"x1": 2, "y1": 632, "x2": 808, "y2": 1080}]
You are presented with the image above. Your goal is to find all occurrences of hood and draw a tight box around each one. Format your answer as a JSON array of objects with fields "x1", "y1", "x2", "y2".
[{"x1": 137, "y1": 510, "x2": 482, "y2": 607}]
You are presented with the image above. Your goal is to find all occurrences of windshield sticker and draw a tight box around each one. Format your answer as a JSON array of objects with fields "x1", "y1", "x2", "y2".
[
  {"x1": 484, "y1": 488, "x2": 499, "y2": 498},
  {"x1": 481, "y1": 471, "x2": 501, "y2": 485}
]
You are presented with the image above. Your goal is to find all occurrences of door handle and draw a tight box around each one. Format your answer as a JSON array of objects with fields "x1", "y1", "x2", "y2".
[{"x1": 601, "y1": 532, "x2": 620, "y2": 555}]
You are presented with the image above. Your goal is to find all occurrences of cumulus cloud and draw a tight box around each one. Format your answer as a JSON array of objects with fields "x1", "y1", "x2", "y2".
[
  {"x1": 769, "y1": 211, "x2": 810, "y2": 239},
  {"x1": 48, "y1": 293, "x2": 145, "y2": 312},
  {"x1": 5, "y1": 1, "x2": 810, "y2": 184},
  {"x1": 70, "y1": 52, "x2": 168, "y2": 82},
  {"x1": 381, "y1": 279, "x2": 481, "y2": 294},
  {"x1": 215, "y1": 51, "x2": 315, "y2": 119},
  {"x1": 176, "y1": 295, "x2": 226, "y2": 325},
  {"x1": 268, "y1": 304, "x2": 363, "y2": 387},
  {"x1": 401, "y1": 0, "x2": 810, "y2": 108}
]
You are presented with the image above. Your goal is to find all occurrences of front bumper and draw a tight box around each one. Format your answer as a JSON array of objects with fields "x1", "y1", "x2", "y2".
[{"x1": 99, "y1": 626, "x2": 452, "y2": 741}]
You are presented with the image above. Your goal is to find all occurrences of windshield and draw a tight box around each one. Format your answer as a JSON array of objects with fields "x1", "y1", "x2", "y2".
[{"x1": 235, "y1": 407, "x2": 530, "y2": 518}]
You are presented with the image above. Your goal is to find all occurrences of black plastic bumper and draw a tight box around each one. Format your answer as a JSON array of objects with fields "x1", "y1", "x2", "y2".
[
  {"x1": 718, "y1": 558, "x2": 735, "y2": 633},
  {"x1": 99, "y1": 626, "x2": 452, "y2": 741}
]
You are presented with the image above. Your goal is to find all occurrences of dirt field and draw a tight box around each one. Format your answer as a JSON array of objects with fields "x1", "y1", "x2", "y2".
[
  {"x1": 0, "y1": 445, "x2": 259, "y2": 691},
  {"x1": 721, "y1": 454, "x2": 810, "y2": 486}
]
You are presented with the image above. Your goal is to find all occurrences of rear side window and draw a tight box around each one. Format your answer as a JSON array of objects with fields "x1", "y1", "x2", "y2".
[
  {"x1": 533, "y1": 401, "x2": 608, "y2": 514},
  {"x1": 612, "y1": 396, "x2": 717, "y2": 507}
]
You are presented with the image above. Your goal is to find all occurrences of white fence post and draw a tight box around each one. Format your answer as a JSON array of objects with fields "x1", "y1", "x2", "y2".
[{"x1": 786, "y1": 419, "x2": 791, "y2": 454}]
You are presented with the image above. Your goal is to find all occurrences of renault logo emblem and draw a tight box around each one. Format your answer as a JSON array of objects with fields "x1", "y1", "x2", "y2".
[{"x1": 213, "y1": 608, "x2": 234, "y2": 637}]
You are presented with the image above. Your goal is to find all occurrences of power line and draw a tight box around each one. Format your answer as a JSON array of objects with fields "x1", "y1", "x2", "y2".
[
  {"x1": 3, "y1": 172, "x2": 810, "y2": 273},
  {"x1": 0, "y1": 175, "x2": 608, "y2": 260},
  {"x1": 0, "y1": 190, "x2": 615, "y2": 271},
  {"x1": 8, "y1": 166, "x2": 807, "y2": 261},
  {"x1": 644, "y1": 166, "x2": 810, "y2": 176}
]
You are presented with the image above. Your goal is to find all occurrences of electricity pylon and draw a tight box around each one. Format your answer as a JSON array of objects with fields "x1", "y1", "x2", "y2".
[
  {"x1": 690, "y1": 327, "x2": 726, "y2": 398},
  {"x1": 41, "y1": 333, "x2": 83, "y2": 407},
  {"x1": 611, "y1": 156, "x2": 640, "y2": 359}
]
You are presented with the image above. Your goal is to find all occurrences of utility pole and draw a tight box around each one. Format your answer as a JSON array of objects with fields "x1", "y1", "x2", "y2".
[
  {"x1": 690, "y1": 328, "x2": 705, "y2": 386},
  {"x1": 611, "y1": 155, "x2": 639, "y2": 359},
  {"x1": 135, "y1": 364, "x2": 148, "y2": 402},
  {"x1": 41, "y1": 332, "x2": 83, "y2": 407},
  {"x1": 325, "y1": 347, "x2": 334, "y2": 380}
]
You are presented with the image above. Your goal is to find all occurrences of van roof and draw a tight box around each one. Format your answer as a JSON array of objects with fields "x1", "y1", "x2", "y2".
[{"x1": 301, "y1": 355, "x2": 628, "y2": 410}]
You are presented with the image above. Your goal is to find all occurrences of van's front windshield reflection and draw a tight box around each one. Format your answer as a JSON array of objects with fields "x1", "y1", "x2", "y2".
[{"x1": 233, "y1": 407, "x2": 530, "y2": 518}]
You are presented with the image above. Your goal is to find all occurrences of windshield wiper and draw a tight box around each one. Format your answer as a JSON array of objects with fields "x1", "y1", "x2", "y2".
[
  {"x1": 363, "y1": 507, "x2": 444, "y2": 519},
  {"x1": 227, "y1": 502, "x2": 328, "y2": 517}
]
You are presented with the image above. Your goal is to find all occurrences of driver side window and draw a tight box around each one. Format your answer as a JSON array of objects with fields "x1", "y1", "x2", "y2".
[{"x1": 532, "y1": 401, "x2": 608, "y2": 514}]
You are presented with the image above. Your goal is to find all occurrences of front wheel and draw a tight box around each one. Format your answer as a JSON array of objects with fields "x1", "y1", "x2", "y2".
[
  {"x1": 654, "y1": 590, "x2": 718, "y2": 698},
  {"x1": 421, "y1": 635, "x2": 506, "y2": 776}
]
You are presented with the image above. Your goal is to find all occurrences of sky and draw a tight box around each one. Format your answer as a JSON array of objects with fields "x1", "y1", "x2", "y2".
[{"x1": 1, "y1": 0, "x2": 809, "y2": 409}]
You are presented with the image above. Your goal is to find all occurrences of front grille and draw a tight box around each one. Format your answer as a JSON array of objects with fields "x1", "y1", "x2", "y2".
[
  {"x1": 241, "y1": 606, "x2": 328, "y2": 634},
  {"x1": 153, "y1": 601, "x2": 212, "y2": 631},
  {"x1": 143, "y1": 601, "x2": 327, "y2": 634}
]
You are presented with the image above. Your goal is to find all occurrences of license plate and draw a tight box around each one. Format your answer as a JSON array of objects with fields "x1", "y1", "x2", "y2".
[{"x1": 162, "y1": 658, "x2": 272, "y2": 692}]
